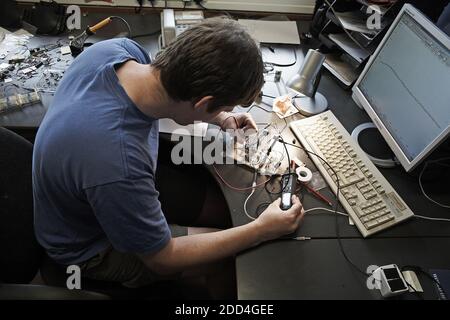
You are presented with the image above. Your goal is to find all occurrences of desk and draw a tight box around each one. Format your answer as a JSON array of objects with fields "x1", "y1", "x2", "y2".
[
  {"x1": 1, "y1": 12, "x2": 449, "y2": 300},
  {"x1": 0, "y1": 12, "x2": 161, "y2": 132},
  {"x1": 217, "y1": 47, "x2": 450, "y2": 299}
]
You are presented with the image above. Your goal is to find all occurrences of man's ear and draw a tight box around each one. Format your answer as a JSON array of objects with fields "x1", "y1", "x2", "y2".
[{"x1": 193, "y1": 96, "x2": 214, "y2": 111}]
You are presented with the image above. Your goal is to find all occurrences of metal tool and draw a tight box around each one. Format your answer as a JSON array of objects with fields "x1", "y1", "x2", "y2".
[{"x1": 69, "y1": 17, "x2": 113, "y2": 56}]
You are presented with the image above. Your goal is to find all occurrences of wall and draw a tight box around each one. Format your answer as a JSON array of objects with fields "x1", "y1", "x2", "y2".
[{"x1": 19, "y1": 0, "x2": 315, "y2": 14}]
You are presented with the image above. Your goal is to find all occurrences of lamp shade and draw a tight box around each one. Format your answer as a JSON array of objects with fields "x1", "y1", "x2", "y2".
[{"x1": 287, "y1": 49, "x2": 326, "y2": 97}]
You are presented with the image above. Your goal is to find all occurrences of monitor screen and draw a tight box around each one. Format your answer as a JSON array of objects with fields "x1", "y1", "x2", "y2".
[{"x1": 353, "y1": 5, "x2": 450, "y2": 171}]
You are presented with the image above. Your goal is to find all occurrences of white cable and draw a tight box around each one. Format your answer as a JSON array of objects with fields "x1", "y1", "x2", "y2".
[
  {"x1": 419, "y1": 157, "x2": 450, "y2": 209},
  {"x1": 244, "y1": 204, "x2": 348, "y2": 221},
  {"x1": 414, "y1": 215, "x2": 450, "y2": 223},
  {"x1": 244, "y1": 170, "x2": 258, "y2": 221},
  {"x1": 304, "y1": 207, "x2": 348, "y2": 217},
  {"x1": 243, "y1": 187, "x2": 257, "y2": 221}
]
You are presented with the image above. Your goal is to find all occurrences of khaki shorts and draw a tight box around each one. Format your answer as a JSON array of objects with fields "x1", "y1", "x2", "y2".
[{"x1": 80, "y1": 224, "x2": 188, "y2": 288}]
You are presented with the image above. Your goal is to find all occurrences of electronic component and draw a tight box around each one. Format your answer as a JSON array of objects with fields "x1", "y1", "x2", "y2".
[
  {"x1": 60, "y1": 46, "x2": 71, "y2": 55},
  {"x1": 374, "y1": 264, "x2": 409, "y2": 298},
  {"x1": 290, "y1": 110, "x2": 414, "y2": 237},
  {"x1": 233, "y1": 128, "x2": 284, "y2": 175},
  {"x1": 0, "y1": 91, "x2": 40, "y2": 113},
  {"x1": 274, "y1": 70, "x2": 282, "y2": 82},
  {"x1": 35, "y1": 68, "x2": 65, "y2": 92},
  {"x1": 8, "y1": 54, "x2": 26, "y2": 64},
  {"x1": 280, "y1": 172, "x2": 297, "y2": 210},
  {"x1": 161, "y1": 9, "x2": 204, "y2": 48}
]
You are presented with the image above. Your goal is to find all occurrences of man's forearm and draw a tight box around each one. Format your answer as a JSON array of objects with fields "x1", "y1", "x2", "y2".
[{"x1": 141, "y1": 221, "x2": 263, "y2": 275}]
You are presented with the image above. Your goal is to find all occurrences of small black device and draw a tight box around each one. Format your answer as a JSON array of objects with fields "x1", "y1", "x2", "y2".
[
  {"x1": 374, "y1": 264, "x2": 409, "y2": 297},
  {"x1": 280, "y1": 173, "x2": 297, "y2": 210}
]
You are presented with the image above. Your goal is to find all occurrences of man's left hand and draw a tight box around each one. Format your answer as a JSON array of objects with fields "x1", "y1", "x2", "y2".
[{"x1": 216, "y1": 112, "x2": 257, "y2": 132}]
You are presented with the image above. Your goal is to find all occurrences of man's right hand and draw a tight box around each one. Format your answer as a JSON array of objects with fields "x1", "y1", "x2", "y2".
[{"x1": 254, "y1": 195, "x2": 305, "y2": 242}]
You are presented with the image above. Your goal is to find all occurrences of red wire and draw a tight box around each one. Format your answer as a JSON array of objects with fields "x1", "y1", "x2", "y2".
[
  {"x1": 212, "y1": 165, "x2": 270, "y2": 192},
  {"x1": 213, "y1": 116, "x2": 269, "y2": 192}
]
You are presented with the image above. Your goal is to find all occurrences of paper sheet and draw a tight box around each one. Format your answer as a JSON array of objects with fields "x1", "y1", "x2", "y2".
[
  {"x1": 238, "y1": 19, "x2": 300, "y2": 45},
  {"x1": 328, "y1": 33, "x2": 370, "y2": 63}
]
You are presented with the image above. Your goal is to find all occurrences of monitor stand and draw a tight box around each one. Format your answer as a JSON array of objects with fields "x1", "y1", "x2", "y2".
[{"x1": 351, "y1": 122, "x2": 399, "y2": 168}]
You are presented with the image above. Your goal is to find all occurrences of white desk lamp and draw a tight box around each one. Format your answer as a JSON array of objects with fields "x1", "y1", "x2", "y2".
[{"x1": 287, "y1": 49, "x2": 328, "y2": 116}]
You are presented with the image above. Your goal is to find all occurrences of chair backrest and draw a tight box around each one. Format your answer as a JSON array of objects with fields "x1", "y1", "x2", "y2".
[{"x1": 0, "y1": 127, "x2": 43, "y2": 283}]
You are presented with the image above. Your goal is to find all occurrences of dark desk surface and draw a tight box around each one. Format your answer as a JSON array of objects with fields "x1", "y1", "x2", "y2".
[
  {"x1": 237, "y1": 237, "x2": 450, "y2": 299},
  {"x1": 2, "y1": 14, "x2": 449, "y2": 300}
]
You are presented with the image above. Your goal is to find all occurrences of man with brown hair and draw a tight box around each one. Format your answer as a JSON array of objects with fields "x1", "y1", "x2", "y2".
[{"x1": 33, "y1": 18, "x2": 304, "y2": 297}]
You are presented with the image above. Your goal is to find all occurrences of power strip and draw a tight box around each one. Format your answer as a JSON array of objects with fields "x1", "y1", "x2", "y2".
[{"x1": 0, "y1": 91, "x2": 41, "y2": 113}]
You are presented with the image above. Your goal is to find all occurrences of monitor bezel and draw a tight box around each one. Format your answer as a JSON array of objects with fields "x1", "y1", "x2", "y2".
[{"x1": 352, "y1": 4, "x2": 450, "y2": 172}]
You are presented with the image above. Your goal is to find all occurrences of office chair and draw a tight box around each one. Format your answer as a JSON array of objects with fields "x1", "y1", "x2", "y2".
[
  {"x1": 0, "y1": 127, "x2": 208, "y2": 299},
  {"x1": 0, "y1": 126, "x2": 109, "y2": 300}
]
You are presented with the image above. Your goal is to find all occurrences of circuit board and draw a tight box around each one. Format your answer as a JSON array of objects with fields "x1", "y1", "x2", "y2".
[{"x1": 233, "y1": 127, "x2": 285, "y2": 175}]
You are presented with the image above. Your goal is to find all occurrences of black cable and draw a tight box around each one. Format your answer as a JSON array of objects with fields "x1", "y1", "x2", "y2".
[
  {"x1": 264, "y1": 174, "x2": 283, "y2": 195},
  {"x1": 279, "y1": 140, "x2": 369, "y2": 278},
  {"x1": 280, "y1": 116, "x2": 289, "y2": 134},
  {"x1": 130, "y1": 29, "x2": 161, "y2": 39},
  {"x1": 134, "y1": 0, "x2": 144, "y2": 13},
  {"x1": 197, "y1": 1, "x2": 207, "y2": 10},
  {"x1": 264, "y1": 173, "x2": 302, "y2": 196},
  {"x1": 401, "y1": 265, "x2": 448, "y2": 299},
  {"x1": 278, "y1": 135, "x2": 291, "y2": 175},
  {"x1": 246, "y1": 103, "x2": 272, "y2": 113},
  {"x1": 419, "y1": 157, "x2": 450, "y2": 208},
  {"x1": 256, "y1": 202, "x2": 271, "y2": 216},
  {"x1": 263, "y1": 47, "x2": 298, "y2": 68},
  {"x1": 261, "y1": 93, "x2": 276, "y2": 99},
  {"x1": 405, "y1": 281, "x2": 424, "y2": 300},
  {"x1": 194, "y1": 0, "x2": 233, "y2": 19},
  {"x1": 110, "y1": 16, "x2": 132, "y2": 37}
]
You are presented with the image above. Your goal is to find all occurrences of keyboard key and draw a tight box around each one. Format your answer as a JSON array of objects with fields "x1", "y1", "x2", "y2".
[{"x1": 365, "y1": 220, "x2": 381, "y2": 229}]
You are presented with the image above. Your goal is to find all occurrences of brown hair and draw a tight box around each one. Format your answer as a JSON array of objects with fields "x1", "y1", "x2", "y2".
[{"x1": 152, "y1": 17, "x2": 264, "y2": 110}]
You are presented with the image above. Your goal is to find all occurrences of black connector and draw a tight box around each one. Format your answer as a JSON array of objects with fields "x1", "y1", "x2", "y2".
[{"x1": 280, "y1": 172, "x2": 297, "y2": 210}]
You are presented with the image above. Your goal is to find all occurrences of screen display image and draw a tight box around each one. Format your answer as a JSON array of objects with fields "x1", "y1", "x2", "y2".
[{"x1": 358, "y1": 11, "x2": 450, "y2": 163}]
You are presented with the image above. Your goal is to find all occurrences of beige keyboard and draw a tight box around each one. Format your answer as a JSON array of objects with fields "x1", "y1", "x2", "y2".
[{"x1": 290, "y1": 110, "x2": 414, "y2": 237}]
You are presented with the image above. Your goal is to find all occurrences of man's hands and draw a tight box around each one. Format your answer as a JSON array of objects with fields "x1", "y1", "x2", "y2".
[
  {"x1": 253, "y1": 195, "x2": 305, "y2": 243},
  {"x1": 214, "y1": 112, "x2": 257, "y2": 132}
]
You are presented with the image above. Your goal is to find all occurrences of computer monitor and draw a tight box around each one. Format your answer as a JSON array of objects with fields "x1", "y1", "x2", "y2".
[{"x1": 352, "y1": 4, "x2": 450, "y2": 172}]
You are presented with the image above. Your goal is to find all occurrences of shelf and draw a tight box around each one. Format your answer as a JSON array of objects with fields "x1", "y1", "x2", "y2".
[
  {"x1": 316, "y1": 0, "x2": 397, "y2": 88},
  {"x1": 327, "y1": 10, "x2": 391, "y2": 37},
  {"x1": 328, "y1": 33, "x2": 370, "y2": 63},
  {"x1": 335, "y1": 10, "x2": 387, "y2": 35},
  {"x1": 323, "y1": 52, "x2": 360, "y2": 87},
  {"x1": 355, "y1": 0, "x2": 393, "y2": 15}
]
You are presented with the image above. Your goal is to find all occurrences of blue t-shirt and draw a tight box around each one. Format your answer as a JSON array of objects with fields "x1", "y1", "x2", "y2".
[{"x1": 33, "y1": 38, "x2": 171, "y2": 265}]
